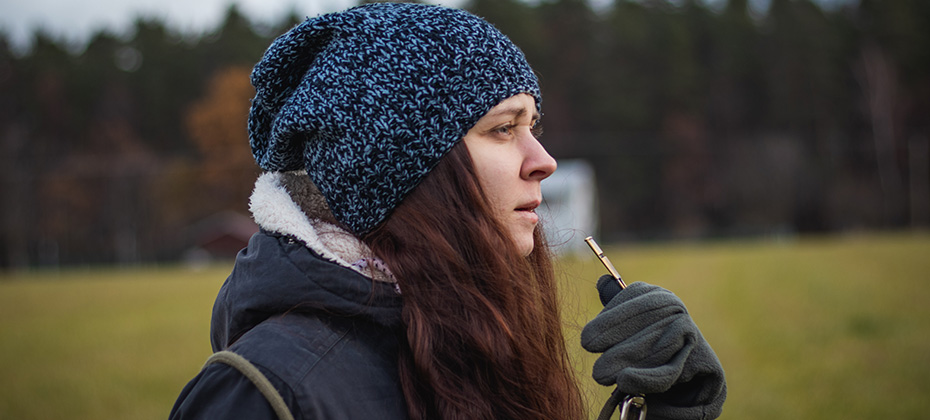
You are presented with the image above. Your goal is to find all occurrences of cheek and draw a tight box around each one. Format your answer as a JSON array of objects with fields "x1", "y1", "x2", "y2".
[
  {"x1": 472, "y1": 155, "x2": 510, "y2": 209},
  {"x1": 488, "y1": 179, "x2": 520, "y2": 221}
]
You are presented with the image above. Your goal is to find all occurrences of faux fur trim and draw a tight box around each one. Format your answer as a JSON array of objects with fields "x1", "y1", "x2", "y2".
[{"x1": 249, "y1": 172, "x2": 395, "y2": 283}]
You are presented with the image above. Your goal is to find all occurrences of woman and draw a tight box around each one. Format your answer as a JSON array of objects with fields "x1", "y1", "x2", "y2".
[{"x1": 170, "y1": 3, "x2": 726, "y2": 419}]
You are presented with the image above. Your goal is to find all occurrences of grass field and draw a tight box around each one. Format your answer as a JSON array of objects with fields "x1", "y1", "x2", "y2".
[{"x1": 1, "y1": 232, "x2": 928, "y2": 419}]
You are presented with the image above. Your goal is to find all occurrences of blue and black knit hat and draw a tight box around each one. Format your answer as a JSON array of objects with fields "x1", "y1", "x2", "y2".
[{"x1": 248, "y1": 2, "x2": 540, "y2": 235}]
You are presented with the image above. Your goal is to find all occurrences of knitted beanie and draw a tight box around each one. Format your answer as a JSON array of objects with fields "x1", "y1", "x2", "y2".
[{"x1": 248, "y1": 2, "x2": 540, "y2": 235}]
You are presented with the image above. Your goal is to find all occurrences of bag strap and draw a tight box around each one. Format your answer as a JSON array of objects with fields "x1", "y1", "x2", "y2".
[
  {"x1": 596, "y1": 388, "x2": 624, "y2": 420},
  {"x1": 203, "y1": 351, "x2": 295, "y2": 420}
]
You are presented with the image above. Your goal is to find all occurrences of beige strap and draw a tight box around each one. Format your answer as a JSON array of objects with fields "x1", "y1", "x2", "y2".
[{"x1": 204, "y1": 351, "x2": 295, "y2": 420}]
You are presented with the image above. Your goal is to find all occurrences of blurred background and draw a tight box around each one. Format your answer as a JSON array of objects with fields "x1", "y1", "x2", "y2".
[{"x1": 1, "y1": 0, "x2": 928, "y2": 268}]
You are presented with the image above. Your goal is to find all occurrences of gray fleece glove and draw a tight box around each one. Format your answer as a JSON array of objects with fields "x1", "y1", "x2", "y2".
[{"x1": 581, "y1": 275, "x2": 727, "y2": 420}]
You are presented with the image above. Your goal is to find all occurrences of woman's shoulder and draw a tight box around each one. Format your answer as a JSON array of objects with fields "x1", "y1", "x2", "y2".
[
  {"x1": 227, "y1": 312, "x2": 408, "y2": 418},
  {"x1": 233, "y1": 313, "x2": 401, "y2": 374},
  {"x1": 174, "y1": 313, "x2": 408, "y2": 419},
  {"x1": 169, "y1": 358, "x2": 286, "y2": 419}
]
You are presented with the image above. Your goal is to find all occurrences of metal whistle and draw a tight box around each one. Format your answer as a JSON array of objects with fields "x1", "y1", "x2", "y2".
[{"x1": 584, "y1": 236, "x2": 627, "y2": 289}]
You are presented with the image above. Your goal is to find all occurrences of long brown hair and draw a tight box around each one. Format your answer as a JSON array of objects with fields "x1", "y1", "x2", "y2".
[{"x1": 363, "y1": 143, "x2": 585, "y2": 419}]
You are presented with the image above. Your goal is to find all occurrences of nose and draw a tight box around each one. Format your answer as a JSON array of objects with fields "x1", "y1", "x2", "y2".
[{"x1": 521, "y1": 134, "x2": 557, "y2": 181}]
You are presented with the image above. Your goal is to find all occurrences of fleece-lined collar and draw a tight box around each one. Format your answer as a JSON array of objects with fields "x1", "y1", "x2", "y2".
[{"x1": 249, "y1": 172, "x2": 395, "y2": 283}]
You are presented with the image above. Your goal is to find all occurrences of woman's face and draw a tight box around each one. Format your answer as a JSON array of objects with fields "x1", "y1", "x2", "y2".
[{"x1": 463, "y1": 93, "x2": 557, "y2": 256}]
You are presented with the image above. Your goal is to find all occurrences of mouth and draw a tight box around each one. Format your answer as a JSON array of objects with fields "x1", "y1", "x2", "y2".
[{"x1": 515, "y1": 200, "x2": 540, "y2": 213}]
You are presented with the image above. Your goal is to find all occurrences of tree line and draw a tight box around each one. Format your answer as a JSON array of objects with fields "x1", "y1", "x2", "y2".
[{"x1": 0, "y1": 0, "x2": 927, "y2": 267}]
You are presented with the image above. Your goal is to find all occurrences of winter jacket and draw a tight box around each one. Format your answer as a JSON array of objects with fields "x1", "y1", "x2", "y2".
[{"x1": 169, "y1": 172, "x2": 409, "y2": 419}]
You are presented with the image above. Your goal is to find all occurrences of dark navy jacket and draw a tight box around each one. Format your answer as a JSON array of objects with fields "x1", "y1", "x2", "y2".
[{"x1": 170, "y1": 231, "x2": 408, "y2": 419}]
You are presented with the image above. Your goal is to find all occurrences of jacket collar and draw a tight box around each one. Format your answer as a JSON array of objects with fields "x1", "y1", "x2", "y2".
[{"x1": 249, "y1": 172, "x2": 394, "y2": 283}]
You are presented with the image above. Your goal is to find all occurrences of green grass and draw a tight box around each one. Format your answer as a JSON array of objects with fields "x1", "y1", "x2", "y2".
[
  {"x1": 0, "y1": 265, "x2": 227, "y2": 420},
  {"x1": 1, "y1": 232, "x2": 928, "y2": 419}
]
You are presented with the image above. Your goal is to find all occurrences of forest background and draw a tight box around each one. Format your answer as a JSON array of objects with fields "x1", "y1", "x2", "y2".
[{"x1": 1, "y1": 0, "x2": 928, "y2": 268}]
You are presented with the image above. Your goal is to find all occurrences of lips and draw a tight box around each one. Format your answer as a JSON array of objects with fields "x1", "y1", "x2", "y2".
[
  {"x1": 514, "y1": 201, "x2": 541, "y2": 226},
  {"x1": 515, "y1": 200, "x2": 540, "y2": 213}
]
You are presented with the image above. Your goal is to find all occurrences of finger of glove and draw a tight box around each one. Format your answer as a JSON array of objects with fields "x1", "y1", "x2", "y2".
[
  {"x1": 616, "y1": 353, "x2": 689, "y2": 394},
  {"x1": 596, "y1": 274, "x2": 623, "y2": 306},
  {"x1": 590, "y1": 314, "x2": 696, "y2": 387},
  {"x1": 581, "y1": 287, "x2": 687, "y2": 352},
  {"x1": 601, "y1": 281, "x2": 665, "y2": 310},
  {"x1": 583, "y1": 301, "x2": 685, "y2": 353},
  {"x1": 600, "y1": 332, "x2": 696, "y2": 393}
]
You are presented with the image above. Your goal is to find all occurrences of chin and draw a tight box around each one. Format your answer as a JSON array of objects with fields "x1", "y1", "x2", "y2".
[
  {"x1": 516, "y1": 236, "x2": 535, "y2": 257},
  {"x1": 508, "y1": 223, "x2": 537, "y2": 257}
]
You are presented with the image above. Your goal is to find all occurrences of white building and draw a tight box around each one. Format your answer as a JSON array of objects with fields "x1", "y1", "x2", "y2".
[{"x1": 539, "y1": 159, "x2": 599, "y2": 254}]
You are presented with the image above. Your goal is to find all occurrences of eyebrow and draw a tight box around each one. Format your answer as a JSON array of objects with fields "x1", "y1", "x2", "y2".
[{"x1": 484, "y1": 107, "x2": 540, "y2": 121}]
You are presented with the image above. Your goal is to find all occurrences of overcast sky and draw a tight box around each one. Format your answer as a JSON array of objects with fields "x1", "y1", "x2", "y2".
[{"x1": 0, "y1": 0, "x2": 461, "y2": 52}]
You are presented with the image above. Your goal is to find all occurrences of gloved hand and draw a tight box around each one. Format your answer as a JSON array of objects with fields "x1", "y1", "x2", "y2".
[{"x1": 581, "y1": 275, "x2": 727, "y2": 420}]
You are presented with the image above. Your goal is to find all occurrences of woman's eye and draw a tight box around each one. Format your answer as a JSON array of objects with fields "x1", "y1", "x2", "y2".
[{"x1": 493, "y1": 125, "x2": 514, "y2": 136}]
